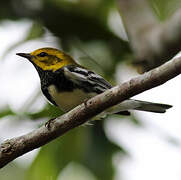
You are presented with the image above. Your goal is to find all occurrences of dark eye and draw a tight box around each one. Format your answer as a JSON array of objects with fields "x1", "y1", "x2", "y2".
[{"x1": 38, "y1": 52, "x2": 48, "y2": 57}]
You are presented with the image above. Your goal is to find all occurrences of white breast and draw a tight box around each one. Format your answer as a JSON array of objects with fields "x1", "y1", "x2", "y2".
[{"x1": 48, "y1": 85, "x2": 96, "y2": 112}]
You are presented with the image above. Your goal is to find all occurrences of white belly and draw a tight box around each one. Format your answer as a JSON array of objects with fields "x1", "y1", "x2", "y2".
[{"x1": 48, "y1": 85, "x2": 96, "y2": 112}]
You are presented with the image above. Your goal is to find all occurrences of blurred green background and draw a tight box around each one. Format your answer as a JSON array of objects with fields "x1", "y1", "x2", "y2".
[{"x1": 0, "y1": 0, "x2": 181, "y2": 180}]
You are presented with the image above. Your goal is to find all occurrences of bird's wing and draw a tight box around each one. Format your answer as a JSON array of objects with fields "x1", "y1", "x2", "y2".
[
  {"x1": 63, "y1": 65, "x2": 112, "y2": 93},
  {"x1": 63, "y1": 65, "x2": 130, "y2": 116}
]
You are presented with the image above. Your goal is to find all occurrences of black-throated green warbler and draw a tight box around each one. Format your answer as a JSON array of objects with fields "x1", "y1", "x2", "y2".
[{"x1": 16, "y1": 47, "x2": 172, "y2": 117}]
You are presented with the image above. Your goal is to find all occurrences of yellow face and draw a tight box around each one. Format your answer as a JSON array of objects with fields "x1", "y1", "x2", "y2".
[{"x1": 19, "y1": 47, "x2": 77, "y2": 72}]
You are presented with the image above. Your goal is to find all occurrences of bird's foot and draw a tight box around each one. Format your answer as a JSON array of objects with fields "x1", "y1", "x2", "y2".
[
  {"x1": 83, "y1": 98, "x2": 89, "y2": 107},
  {"x1": 45, "y1": 118, "x2": 55, "y2": 130}
]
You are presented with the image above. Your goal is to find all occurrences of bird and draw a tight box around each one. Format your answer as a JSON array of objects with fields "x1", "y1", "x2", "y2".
[{"x1": 16, "y1": 47, "x2": 172, "y2": 119}]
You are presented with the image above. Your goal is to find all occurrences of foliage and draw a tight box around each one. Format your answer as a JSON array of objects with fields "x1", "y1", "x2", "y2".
[{"x1": 0, "y1": 0, "x2": 180, "y2": 179}]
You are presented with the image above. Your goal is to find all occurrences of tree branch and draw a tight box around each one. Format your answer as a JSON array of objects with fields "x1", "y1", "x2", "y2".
[
  {"x1": 1, "y1": 56, "x2": 181, "y2": 168},
  {"x1": 117, "y1": 0, "x2": 181, "y2": 71}
]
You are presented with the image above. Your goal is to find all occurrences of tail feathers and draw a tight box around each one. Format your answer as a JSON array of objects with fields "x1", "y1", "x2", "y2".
[
  {"x1": 133, "y1": 100, "x2": 172, "y2": 113},
  {"x1": 106, "y1": 99, "x2": 172, "y2": 115}
]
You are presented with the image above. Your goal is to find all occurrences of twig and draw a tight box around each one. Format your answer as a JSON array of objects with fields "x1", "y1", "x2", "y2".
[{"x1": 0, "y1": 56, "x2": 181, "y2": 168}]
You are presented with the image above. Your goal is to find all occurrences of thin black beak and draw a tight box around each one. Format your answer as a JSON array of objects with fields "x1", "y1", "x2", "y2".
[{"x1": 16, "y1": 53, "x2": 32, "y2": 60}]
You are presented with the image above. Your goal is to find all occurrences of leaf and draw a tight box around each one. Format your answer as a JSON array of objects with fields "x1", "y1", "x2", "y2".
[
  {"x1": 25, "y1": 127, "x2": 91, "y2": 180},
  {"x1": 25, "y1": 22, "x2": 45, "y2": 41},
  {"x1": 0, "y1": 107, "x2": 16, "y2": 119},
  {"x1": 26, "y1": 121, "x2": 127, "y2": 180}
]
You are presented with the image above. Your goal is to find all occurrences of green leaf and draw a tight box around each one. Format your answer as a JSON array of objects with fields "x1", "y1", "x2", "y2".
[
  {"x1": 149, "y1": 0, "x2": 181, "y2": 20},
  {"x1": 26, "y1": 121, "x2": 126, "y2": 180},
  {"x1": 0, "y1": 107, "x2": 16, "y2": 119},
  {"x1": 25, "y1": 126, "x2": 91, "y2": 180},
  {"x1": 25, "y1": 22, "x2": 45, "y2": 41}
]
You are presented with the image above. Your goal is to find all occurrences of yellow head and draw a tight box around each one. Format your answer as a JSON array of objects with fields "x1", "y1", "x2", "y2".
[{"x1": 16, "y1": 47, "x2": 77, "y2": 72}]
